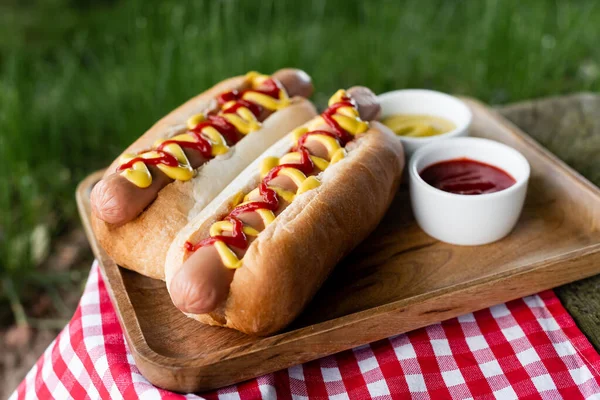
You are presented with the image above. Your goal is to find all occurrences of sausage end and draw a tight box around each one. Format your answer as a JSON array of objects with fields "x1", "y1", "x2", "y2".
[{"x1": 91, "y1": 179, "x2": 130, "y2": 225}]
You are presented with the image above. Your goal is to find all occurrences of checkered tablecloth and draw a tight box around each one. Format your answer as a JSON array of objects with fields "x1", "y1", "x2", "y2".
[{"x1": 10, "y1": 261, "x2": 600, "y2": 399}]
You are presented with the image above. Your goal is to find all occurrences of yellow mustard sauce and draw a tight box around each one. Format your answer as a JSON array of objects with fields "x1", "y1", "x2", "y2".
[
  {"x1": 382, "y1": 114, "x2": 455, "y2": 138},
  {"x1": 118, "y1": 72, "x2": 290, "y2": 188},
  {"x1": 184, "y1": 90, "x2": 367, "y2": 269}
]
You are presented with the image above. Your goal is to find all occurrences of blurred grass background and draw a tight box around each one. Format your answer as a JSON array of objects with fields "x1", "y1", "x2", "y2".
[{"x1": 0, "y1": 0, "x2": 599, "y2": 326}]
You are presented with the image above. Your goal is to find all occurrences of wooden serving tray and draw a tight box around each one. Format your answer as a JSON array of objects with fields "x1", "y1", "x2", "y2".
[{"x1": 76, "y1": 98, "x2": 600, "y2": 393}]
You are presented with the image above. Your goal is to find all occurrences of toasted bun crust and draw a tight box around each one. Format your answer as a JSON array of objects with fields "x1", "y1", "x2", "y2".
[
  {"x1": 92, "y1": 94, "x2": 317, "y2": 280},
  {"x1": 165, "y1": 122, "x2": 405, "y2": 335}
]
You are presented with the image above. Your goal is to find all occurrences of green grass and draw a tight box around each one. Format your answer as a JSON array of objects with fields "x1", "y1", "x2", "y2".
[{"x1": 1, "y1": 0, "x2": 599, "y2": 323}]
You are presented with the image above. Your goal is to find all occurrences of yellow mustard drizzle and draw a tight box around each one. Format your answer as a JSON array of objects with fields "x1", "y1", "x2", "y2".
[
  {"x1": 198, "y1": 90, "x2": 368, "y2": 269},
  {"x1": 382, "y1": 114, "x2": 456, "y2": 137},
  {"x1": 118, "y1": 71, "x2": 291, "y2": 188}
]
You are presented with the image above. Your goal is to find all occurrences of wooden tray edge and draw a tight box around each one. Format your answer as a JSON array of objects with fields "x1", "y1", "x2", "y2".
[
  {"x1": 76, "y1": 172, "x2": 155, "y2": 367},
  {"x1": 138, "y1": 247, "x2": 600, "y2": 391}
]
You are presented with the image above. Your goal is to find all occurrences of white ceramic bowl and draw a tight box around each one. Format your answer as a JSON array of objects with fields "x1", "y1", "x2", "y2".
[
  {"x1": 377, "y1": 89, "x2": 472, "y2": 157},
  {"x1": 409, "y1": 137, "x2": 530, "y2": 245}
]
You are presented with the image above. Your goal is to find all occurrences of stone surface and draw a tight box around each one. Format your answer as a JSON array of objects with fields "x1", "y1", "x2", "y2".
[{"x1": 497, "y1": 93, "x2": 600, "y2": 350}]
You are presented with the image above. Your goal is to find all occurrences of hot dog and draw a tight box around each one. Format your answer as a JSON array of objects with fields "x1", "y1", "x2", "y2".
[
  {"x1": 165, "y1": 87, "x2": 404, "y2": 335},
  {"x1": 90, "y1": 69, "x2": 317, "y2": 279},
  {"x1": 92, "y1": 69, "x2": 313, "y2": 225}
]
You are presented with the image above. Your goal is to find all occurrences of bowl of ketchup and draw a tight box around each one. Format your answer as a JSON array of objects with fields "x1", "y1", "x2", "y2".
[{"x1": 409, "y1": 137, "x2": 530, "y2": 245}]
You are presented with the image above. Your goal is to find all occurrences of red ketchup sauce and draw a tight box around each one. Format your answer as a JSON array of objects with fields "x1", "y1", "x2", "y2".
[
  {"x1": 419, "y1": 158, "x2": 516, "y2": 195},
  {"x1": 120, "y1": 79, "x2": 285, "y2": 173},
  {"x1": 184, "y1": 147, "x2": 316, "y2": 253},
  {"x1": 184, "y1": 97, "x2": 354, "y2": 254}
]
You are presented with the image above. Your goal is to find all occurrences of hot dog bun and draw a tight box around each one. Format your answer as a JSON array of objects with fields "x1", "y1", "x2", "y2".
[
  {"x1": 165, "y1": 114, "x2": 404, "y2": 335},
  {"x1": 91, "y1": 70, "x2": 317, "y2": 280}
]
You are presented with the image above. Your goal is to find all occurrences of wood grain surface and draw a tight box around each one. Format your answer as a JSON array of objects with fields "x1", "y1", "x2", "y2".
[{"x1": 76, "y1": 98, "x2": 600, "y2": 393}]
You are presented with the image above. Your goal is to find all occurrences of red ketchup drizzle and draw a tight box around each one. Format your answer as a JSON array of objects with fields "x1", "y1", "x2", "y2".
[
  {"x1": 420, "y1": 158, "x2": 516, "y2": 195},
  {"x1": 157, "y1": 131, "x2": 212, "y2": 159},
  {"x1": 193, "y1": 115, "x2": 240, "y2": 145},
  {"x1": 217, "y1": 78, "x2": 282, "y2": 106},
  {"x1": 185, "y1": 148, "x2": 315, "y2": 253},
  {"x1": 320, "y1": 101, "x2": 355, "y2": 145},
  {"x1": 217, "y1": 77, "x2": 283, "y2": 120},
  {"x1": 122, "y1": 80, "x2": 283, "y2": 173},
  {"x1": 221, "y1": 99, "x2": 262, "y2": 119},
  {"x1": 184, "y1": 216, "x2": 248, "y2": 252},
  {"x1": 185, "y1": 99, "x2": 352, "y2": 254},
  {"x1": 118, "y1": 151, "x2": 179, "y2": 172}
]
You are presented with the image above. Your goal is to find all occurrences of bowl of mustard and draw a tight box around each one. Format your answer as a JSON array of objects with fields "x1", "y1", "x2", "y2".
[{"x1": 377, "y1": 89, "x2": 472, "y2": 157}]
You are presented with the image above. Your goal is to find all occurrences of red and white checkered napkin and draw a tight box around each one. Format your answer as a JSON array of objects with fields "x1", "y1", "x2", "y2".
[{"x1": 11, "y1": 261, "x2": 600, "y2": 400}]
